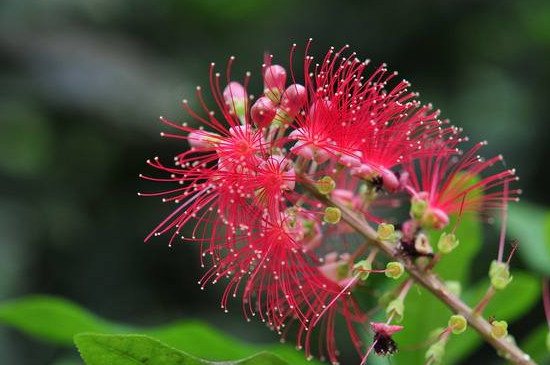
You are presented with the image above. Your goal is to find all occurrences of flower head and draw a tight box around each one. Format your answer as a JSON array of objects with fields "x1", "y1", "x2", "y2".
[{"x1": 141, "y1": 40, "x2": 521, "y2": 364}]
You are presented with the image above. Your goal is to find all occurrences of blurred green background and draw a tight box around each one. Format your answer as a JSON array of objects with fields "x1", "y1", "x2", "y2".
[{"x1": 1, "y1": 0, "x2": 550, "y2": 364}]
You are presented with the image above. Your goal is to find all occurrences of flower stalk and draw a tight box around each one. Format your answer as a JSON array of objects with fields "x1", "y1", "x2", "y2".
[{"x1": 303, "y1": 178, "x2": 535, "y2": 365}]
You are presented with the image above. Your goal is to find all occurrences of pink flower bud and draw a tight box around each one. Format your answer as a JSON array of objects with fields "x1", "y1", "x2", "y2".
[
  {"x1": 338, "y1": 151, "x2": 362, "y2": 168},
  {"x1": 381, "y1": 168, "x2": 400, "y2": 192},
  {"x1": 280, "y1": 84, "x2": 307, "y2": 116},
  {"x1": 250, "y1": 96, "x2": 277, "y2": 128},
  {"x1": 423, "y1": 207, "x2": 450, "y2": 229},
  {"x1": 263, "y1": 65, "x2": 286, "y2": 96},
  {"x1": 187, "y1": 130, "x2": 220, "y2": 149},
  {"x1": 223, "y1": 82, "x2": 247, "y2": 117},
  {"x1": 371, "y1": 322, "x2": 404, "y2": 337},
  {"x1": 351, "y1": 164, "x2": 374, "y2": 179}
]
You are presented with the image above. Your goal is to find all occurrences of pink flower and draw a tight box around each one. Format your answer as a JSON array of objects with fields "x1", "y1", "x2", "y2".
[
  {"x1": 403, "y1": 140, "x2": 521, "y2": 229},
  {"x1": 141, "y1": 42, "x2": 521, "y2": 364}
]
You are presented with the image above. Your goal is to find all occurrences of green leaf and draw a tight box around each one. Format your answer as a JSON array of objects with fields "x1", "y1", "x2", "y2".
[
  {"x1": 74, "y1": 333, "x2": 288, "y2": 365},
  {"x1": 507, "y1": 202, "x2": 550, "y2": 275},
  {"x1": 444, "y1": 271, "x2": 540, "y2": 364},
  {"x1": 0, "y1": 295, "x2": 115, "y2": 344},
  {"x1": 0, "y1": 296, "x2": 319, "y2": 365}
]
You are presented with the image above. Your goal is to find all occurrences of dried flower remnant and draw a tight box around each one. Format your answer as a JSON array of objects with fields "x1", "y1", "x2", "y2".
[{"x1": 141, "y1": 40, "x2": 525, "y2": 364}]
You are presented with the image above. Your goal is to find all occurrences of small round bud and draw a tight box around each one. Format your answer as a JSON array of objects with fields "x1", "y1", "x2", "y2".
[
  {"x1": 377, "y1": 223, "x2": 395, "y2": 241},
  {"x1": 316, "y1": 176, "x2": 336, "y2": 195},
  {"x1": 422, "y1": 207, "x2": 450, "y2": 230},
  {"x1": 188, "y1": 130, "x2": 221, "y2": 149},
  {"x1": 415, "y1": 233, "x2": 433, "y2": 256},
  {"x1": 250, "y1": 96, "x2": 277, "y2": 128},
  {"x1": 425, "y1": 339, "x2": 446, "y2": 364},
  {"x1": 353, "y1": 260, "x2": 372, "y2": 281},
  {"x1": 380, "y1": 168, "x2": 399, "y2": 192},
  {"x1": 410, "y1": 196, "x2": 427, "y2": 220},
  {"x1": 445, "y1": 281, "x2": 462, "y2": 297},
  {"x1": 386, "y1": 298, "x2": 405, "y2": 322},
  {"x1": 263, "y1": 64, "x2": 287, "y2": 101},
  {"x1": 438, "y1": 232, "x2": 459, "y2": 254},
  {"x1": 223, "y1": 82, "x2": 247, "y2": 118},
  {"x1": 323, "y1": 207, "x2": 341, "y2": 224},
  {"x1": 385, "y1": 262, "x2": 404, "y2": 279},
  {"x1": 489, "y1": 260, "x2": 513, "y2": 290},
  {"x1": 280, "y1": 84, "x2": 307, "y2": 117},
  {"x1": 490, "y1": 320, "x2": 508, "y2": 339},
  {"x1": 448, "y1": 315, "x2": 467, "y2": 334}
]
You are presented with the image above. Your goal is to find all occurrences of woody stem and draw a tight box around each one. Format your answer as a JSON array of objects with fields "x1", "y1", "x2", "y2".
[{"x1": 303, "y1": 179, "x2": 535, "y2": 365}]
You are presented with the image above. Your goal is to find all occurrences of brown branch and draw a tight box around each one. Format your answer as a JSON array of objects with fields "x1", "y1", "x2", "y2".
[{"x1": 303, "y1": 179, "x2": 536, "y2": 365}]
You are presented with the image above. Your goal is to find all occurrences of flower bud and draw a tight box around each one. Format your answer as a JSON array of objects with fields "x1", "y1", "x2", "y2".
[
  {"x1": 381, "y1": 168, "x2": 400, "y2": 192},
  {"x1": 445, "y1": 281, "x2": 462, "y2": 297},
  {"x1": 438, "y1": 232, "x2": 459, "y2": 254},
  {"x1": 385, "y1": 262, "x2": 404, "y2": 279},
  {"x1": 371, "y1": 322, "x2": 404, "y2": 336},
  {"x1": 422, "y1": 207, "x2": 450, "y2": 230},
  {"x1": 425, "y1": 339, "x2": 446, "y2": 364},
  {"x1": 338, "y1": 151, "x2": 362, "y2": 168},
  {"x1": 187, "y1": 130, "x2": 221, "y2": 149},
  {"x1": 353, "y1": 259, "x2": 372, "y2": 281},
  {"x1": 316, "y1": 176, "x2": 336, "y2": 195},
  {"x1": 449, "y1": 315, "x2": 467, "y2": 334},
  {"x1": 323, "y1": 207, "x2": 341, "y2": 224},
  {"x1": 410, "y1": 196, "x2": 427, "y2": 220},
  {"x1": 223, "y1": 82, "x2": 247, "y2": 119},
  {"x1": 263, "y1": 64, "x2": 286, "y2": 101},
  {"x1": 377, "y1": 223, "x2": 395, "y2": 241},
  {"x1": 386, "y1": 298, "x2": 405, "y2": 322},
  {"x1": 415, "y1": 233, "x2": 433, "y2": 256},
  {"x1": 490, "y1": 320, "x2": 508, "y2": 339},
  {"x1": 280, "y1": 84, "x2": 307, "y2": 117},
  {"x1": 250, "y1": 96, "x2": 277, "y2": 128},
  {"x1": 489, "y1": 260, "x2": 513, "y2": 290}
]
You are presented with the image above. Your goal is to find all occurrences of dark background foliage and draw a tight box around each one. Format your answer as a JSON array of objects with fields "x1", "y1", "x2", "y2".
[{"x1": 1, "y1": 0, "x2": 549, "y2": 364}]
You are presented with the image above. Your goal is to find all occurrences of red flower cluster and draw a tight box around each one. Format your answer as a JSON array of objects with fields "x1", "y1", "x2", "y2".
[{"x1": 140, "y1": 41, "x2": 519, "y2": 364}]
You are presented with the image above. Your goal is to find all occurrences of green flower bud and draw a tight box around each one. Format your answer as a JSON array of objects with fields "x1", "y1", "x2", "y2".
[
  {"x1": 490, "y1": 320, "x2": 508, "y2": 339},
  {"x1": 323, "y1": 207, "x2": 341, "y2": 224},
  {"x1": 425, "y1": 339, "x2": 446, "y2": 364},
  {"x1": 444, "y1": 281, "x2": 462, "y2": 297},
  {"x1": 437, "y1": 232, "x2": 459, "y2": 254},
  {"x1": 411, "y1": 197, "x2": 427, "y2": 220},
  {"x1": 316, "y1": 176, "x2": 336, "y2": 195},
  {"x1": 377, "y1": 223, "x2": 395, "y2": 241},
  {"x1": 448, "y1": 315, "x2": 468, "y2": 334},
  {"x1": 352, "y1": 260, "x2": 372, "y2": 281},
  {"x1": 385, "y1": 262, "x2": 405, "y2": 279},
  {"x1": 489, "y1": 260, "x2": 513, "y2": 290},
  {"x1": 386, "y1": 298, "x2": 405, "y2": 322}
]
